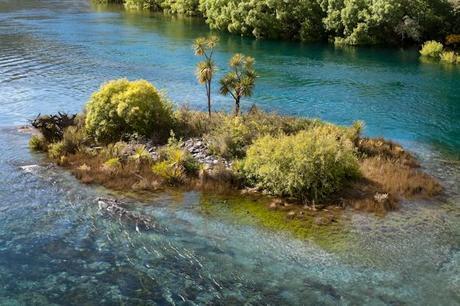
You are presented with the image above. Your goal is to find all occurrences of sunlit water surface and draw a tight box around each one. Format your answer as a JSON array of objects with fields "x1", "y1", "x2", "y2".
[{"x1": 0, "y1": 0, "x2": 459, "y2": 305}]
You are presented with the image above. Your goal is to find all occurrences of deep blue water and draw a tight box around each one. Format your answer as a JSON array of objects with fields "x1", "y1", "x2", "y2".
[{"x1": 0, "y1": 0, "x2": 459, "y2": 305}]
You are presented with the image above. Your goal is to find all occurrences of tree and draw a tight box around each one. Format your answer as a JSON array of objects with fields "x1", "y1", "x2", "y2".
[
  {"x1": 219, "y1": 54, "x2": 256, "y2": 116},
  {"x1": 193, "y1": 36, "x2": 219, "y2": 118}
]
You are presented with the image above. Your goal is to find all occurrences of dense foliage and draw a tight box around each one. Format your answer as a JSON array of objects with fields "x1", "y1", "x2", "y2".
[
  {"x1": 420, "y1": 40, "x2": 444, "y2": 57},
  {"x1": 106, "y1": 0, "x2": 458, "y2": 45},
  {"x1": 85, "y1": 79, "x2": 173, "y2": 143},
  {"x1": 419, "y1": 40, "x2": 460, "y2": 63},
  {"x1": 240, "y1": 126, "x2": 360, "y2": 202}
]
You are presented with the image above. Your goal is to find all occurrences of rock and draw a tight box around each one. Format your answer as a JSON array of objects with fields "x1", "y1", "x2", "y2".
[
  {"x1": 287, "y1": 211, "x2": 296, "y2": 218},
  {"x1": 314, "y1": 214, "x2": 336, "y2": 225}
]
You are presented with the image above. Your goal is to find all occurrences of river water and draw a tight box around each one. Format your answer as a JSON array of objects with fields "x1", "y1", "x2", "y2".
[{"x1": 0, "y1": 0, "x2": 459, "y2": 305}]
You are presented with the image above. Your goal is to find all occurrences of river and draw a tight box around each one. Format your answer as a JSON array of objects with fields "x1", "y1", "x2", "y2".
[{"x1": 0, "y1": 0, "x2": 459, "y2": 305}]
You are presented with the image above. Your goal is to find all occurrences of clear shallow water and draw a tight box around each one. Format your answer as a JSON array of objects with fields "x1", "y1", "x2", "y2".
[{"x1": 0, "y1": 0, "x2": 459, "y2": 305}]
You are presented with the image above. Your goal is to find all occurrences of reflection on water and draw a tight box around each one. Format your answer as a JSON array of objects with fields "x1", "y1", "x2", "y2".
[{"x1": 0, "y1": 0, "x2": 459, "y2": 304}]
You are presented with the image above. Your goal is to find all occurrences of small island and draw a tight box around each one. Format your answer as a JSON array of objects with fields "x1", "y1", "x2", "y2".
[{"x1": 27, "y1": 38, "x2": 441, "y2": 220}]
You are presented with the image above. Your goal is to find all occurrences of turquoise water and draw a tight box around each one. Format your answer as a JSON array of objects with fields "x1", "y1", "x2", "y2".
[{"x1": 0, "y1": 0, "x2": 459, "y2": 304}]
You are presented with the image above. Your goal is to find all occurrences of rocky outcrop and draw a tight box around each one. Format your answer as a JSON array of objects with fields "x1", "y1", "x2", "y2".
[{"x1": 181, "y1": 138, "x2": 232, "y2": 169}]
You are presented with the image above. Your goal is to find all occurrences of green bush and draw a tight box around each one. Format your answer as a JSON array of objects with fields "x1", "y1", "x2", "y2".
[
  {"x1": 29, "y1": 135, "x2": 47, "y2": 152},
  {"x1": 85, "y1": 79, "x2": 173, "y2": 144},
  {"x1": 240, "y1": 127, "x2": 360, "y2": 202},
  {"x1": 420, "y1": 41, "x2": 444, "y2": 57}
]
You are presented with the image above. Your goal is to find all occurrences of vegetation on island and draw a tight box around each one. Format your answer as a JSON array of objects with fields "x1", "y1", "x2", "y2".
[
  {"x1": 29, "y1": 38, "x2": 442, "y2": 218},
  {"x1": 419, "y1": 37, "x2": 460, "y2": 63},
  {"x1": 97, "y1": 0, "x2": 460, "y2": 47}
]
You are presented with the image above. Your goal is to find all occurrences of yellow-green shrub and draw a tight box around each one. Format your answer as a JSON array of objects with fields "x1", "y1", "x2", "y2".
[
  {"x1": 420, "y1": 41, "x2": 444, "y2": 57},
  {"x1": 85, "y1": 79, "x2": 173, "y2": 143},
  {"x1": 129, "y1": 145, "x2": 152, "y2": 165},
  {"x1": 152, "y1": 140, "x2": 198, "y2": 183},
  {"x1": 240, "y1": 127, "x2": 360, "y2": 202},
  {"x1": 29, "y1": 135, "x2": 47, "y2": 152},
  {"x1": 102, "y1": 158, "x2": 122, "y2": 173},
  {"x1": 62, "y1": 126, "x2": 89, "y2": 154},
  {"x1": 48, "y1": 142, "x2": 66, "y2": 160},
  {"x1": 440, "y1": 51, "x2": 458, "y2": 63},
  {"x1": 205, "y1": 111, "x2": 321, "y2": 158}
]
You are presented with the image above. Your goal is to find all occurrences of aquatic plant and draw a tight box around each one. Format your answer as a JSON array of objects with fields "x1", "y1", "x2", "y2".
[
  {"x1": 241, "y1": 127, "x2": 360, "y2": 203},
  {"x1": 420, "y1": 41, "x2": 444, "y2": 57},
  {"x1": 219, "y1": 54, "x2": 256, "y2": 116},
  {"x1": 85, "y1": 79, "x2": 173, "y2": 143}
]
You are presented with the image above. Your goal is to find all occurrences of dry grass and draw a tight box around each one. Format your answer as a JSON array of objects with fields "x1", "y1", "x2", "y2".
[
  {"x1": 360, "y1": 157, "x2": 442, "y2": 199},
  {"x1": 65, "y1": 152, "x2": 164, "y2": 191}
]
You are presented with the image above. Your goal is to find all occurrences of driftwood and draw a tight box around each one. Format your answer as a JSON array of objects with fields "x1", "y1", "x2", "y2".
[
  {"x1": 30, "y1": 112, "x2": 77, "y2": 142},
  {"x1": 97, "y1": 197, "x2": 158, "y2": 232}
]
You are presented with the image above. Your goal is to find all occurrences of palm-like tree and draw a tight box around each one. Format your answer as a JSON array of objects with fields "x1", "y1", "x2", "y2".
[
  {"x1": 193, "y1": 36, "x2": 219, "y2": 118},
  {"x1": 219, "y1": 54, "x2": 256, "y2": 116}
]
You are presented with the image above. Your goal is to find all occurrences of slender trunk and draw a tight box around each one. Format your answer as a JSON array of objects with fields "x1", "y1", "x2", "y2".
[
  {"x1": 207, "y1": 80, "x2": 212, "y2": 118},
  {"x1": 235, "y1": 96, "x2": 240, "y2": 116}
]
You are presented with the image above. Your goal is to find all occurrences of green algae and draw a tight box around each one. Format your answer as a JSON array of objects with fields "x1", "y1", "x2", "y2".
[{"x1": 197, "y1": 193, "x2": 357, "y2": 253}]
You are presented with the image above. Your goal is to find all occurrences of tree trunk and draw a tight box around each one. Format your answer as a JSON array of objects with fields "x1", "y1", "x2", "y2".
[
  {"x1": 235, "y1": 96, "x2": 240, "y2": 116},
  {"x1": 207, "y1": 80, "x2": 212, "y2": 118}
]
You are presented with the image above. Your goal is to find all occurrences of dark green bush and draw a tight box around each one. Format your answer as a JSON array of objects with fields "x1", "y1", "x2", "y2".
[
  {"x1": 85, "y1": 79, "x2": 173, "y2": 144},
  {"x1": 240, "y1": 126, "x2": 360, "y2": 202}
]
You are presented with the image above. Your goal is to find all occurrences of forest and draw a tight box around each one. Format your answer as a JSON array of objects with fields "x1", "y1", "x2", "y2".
[{"x1": 100, "y1": 0, "x2": 460, "y2": 45}]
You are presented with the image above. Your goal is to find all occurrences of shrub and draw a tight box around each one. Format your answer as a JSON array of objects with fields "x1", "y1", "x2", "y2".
[
  {"x1": 420, "y1": 41, "x2": 444, "y2": 57},
  {"x1": 29, "y1": 135, "x2": 47, "y2": 152},
  {"x1": 205, "y1": 110, "x2": 328, "y2": 159},
  {"x1": 152, "y1": 138, "x2": 199, "y2": 183},
  {"x1": 440, "y1": 51, "x2": 458, "y2": 63},
  {"x1": 446, "y1": 34, "x2": 460, "y2": 47},
  {"x1": 102, "y1": 158, "x2": 122, "y2": 173},
  {"x1": 85, "y1": 79, "x2": 173, "y2": 143},
  {"x1": 240, "y1": 127, "x2": 360, "y2": 202},
  {"x1": 129, "y1": 145, "x2": 152, "y2": 167},
  {"x1": 48, "y1": 142, "x2": 66, "y2": 161},
  {"x1": 62, "y1": 126, "x2": 89, "y2": 154},
  {"x1": 100, "y1": 142, "x2": 131, "y2": 160}
]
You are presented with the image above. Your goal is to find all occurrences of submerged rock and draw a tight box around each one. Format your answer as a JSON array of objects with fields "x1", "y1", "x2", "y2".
[{"x1": 97, "y1": 197, "x2": 158, "y2": 232}]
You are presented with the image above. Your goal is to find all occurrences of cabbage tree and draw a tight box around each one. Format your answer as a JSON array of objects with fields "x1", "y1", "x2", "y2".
[
  {"x1": 193, "y1": 36, "x2": 219, "y2": 118},
  {"x1": 219, "y1": 54, "x2": 256, "y2": 116}
]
